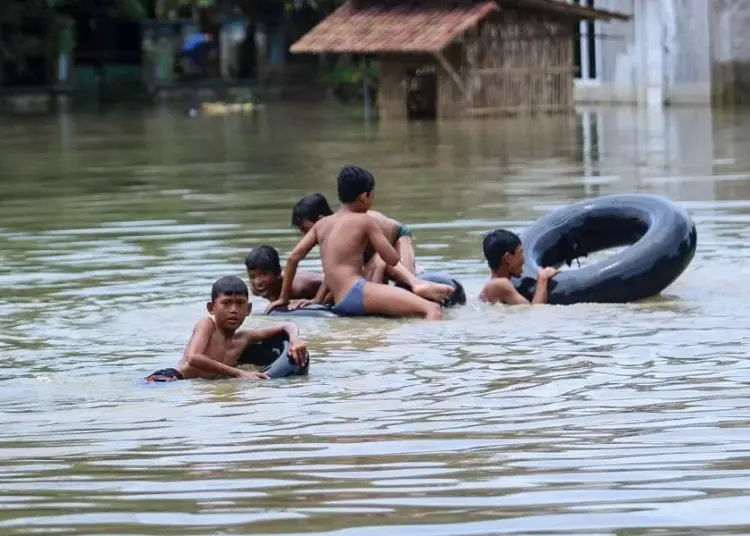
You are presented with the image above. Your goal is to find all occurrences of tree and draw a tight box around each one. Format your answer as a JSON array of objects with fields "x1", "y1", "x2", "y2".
[{"x1": 0, "y1": 0, "x2": 145, "y2": 78}]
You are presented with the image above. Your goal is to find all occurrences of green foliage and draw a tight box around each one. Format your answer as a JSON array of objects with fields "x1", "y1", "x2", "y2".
[
  {"x1": 0, "y1": 0, "x2": 146, "y2": 74},
  {"x1": 320, "y1": 61, "x2": 380, "y2": 85}
]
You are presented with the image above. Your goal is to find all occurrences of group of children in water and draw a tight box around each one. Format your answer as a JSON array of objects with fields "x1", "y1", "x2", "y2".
[{"x1": 146, "y1": 165, "x2": 558, "y2": 383}]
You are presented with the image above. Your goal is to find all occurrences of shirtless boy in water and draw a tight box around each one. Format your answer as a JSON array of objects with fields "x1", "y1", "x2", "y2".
[
  {"x1": 245, "y1": 245, "x2": 325, "y2": 303},
  {"x1": 479, "y1": 229, "x2": 558, "y2": 305},
  {"x1": 265, "y1": 166, "x2": 453, "y2": 319},
  {"x1": 285, "y1": 187, "x2": 450, "y2": 311},
  {"x1": 145, "y1": 276, "x2": 308, "y2": 382},
  {"x1": 291, "y1": 193, "x2": 418, "y2": 275}
]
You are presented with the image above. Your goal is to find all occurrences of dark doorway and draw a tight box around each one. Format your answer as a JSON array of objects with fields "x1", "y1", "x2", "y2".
[{"x1": 406, "y1": 64, "x2": 437, "y2": 120}]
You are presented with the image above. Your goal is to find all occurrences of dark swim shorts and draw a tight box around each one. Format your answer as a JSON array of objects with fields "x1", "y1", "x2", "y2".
[
  {"x1": 145, "y1": 368, "x2": 184, "y2": 383},
  {"x1": 394, "y1": 224, "x2": 413, "y2": 241},
  {"x1": 363, "y1": 225, "x2": 413, "y2": 266},
  {"x1": 332, "y1": 278, "x2": 368, "y2": 317}
]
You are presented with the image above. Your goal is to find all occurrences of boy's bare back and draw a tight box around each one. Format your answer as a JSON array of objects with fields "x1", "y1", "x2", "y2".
[
  {"x1": 366, "y1": 210, "x2": 399, "y2": 242},
  {"x1": 313, "y1": 212, "x2": 379, "y2": 301}
]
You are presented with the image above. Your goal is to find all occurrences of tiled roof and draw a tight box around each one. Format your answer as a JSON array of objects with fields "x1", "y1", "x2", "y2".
[
  {"x1": 290, "y1": 0, "x2": 631, "y2": 54},
  {"x1": 501, "y1": 0, "x2": 630, "y2": 21},
  {"x1": 289, "y1": 0, "x2": 499, "y2": 54}
]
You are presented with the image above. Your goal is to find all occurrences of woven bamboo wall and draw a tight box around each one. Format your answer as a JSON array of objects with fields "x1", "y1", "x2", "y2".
[
  {"x1": 461, "y1": 10, "x2": 575, "y2": 115},
  {"x1": 377, "y1": 10, "x2": 576, "y2": 119},
  {"x1": 436, "y1": 45, "x2": 464, "y2": 119},
  {"x1": 378, "y1": 59, "x2": 408, "y2": 120},
  {"x1": 379, "y1": 54, "x2": 463, "y2": 119}
]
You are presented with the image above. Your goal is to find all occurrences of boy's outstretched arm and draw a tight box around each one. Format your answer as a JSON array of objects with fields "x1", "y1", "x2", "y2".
[
  {"x1": 266, "y1": 228, "x2": 319, "y2": 313},
  {"x1": 480, "y1": 268, "x2": 557, "y2": 305},
  {"x1": 312, "y1": 279, "x2": 330, "y2": 302},
  {"x1": 364, "y1": 217, "x2": 401, "y2": 267},
  {"x1": 241, "y1": 322, "x2": 308, "y2": 366},
  {"x1": 530, "y1": 267, "x2": 557, "y2": 304},
  {"x1": 186, "y1": 318, "x2": 268, "y2": 379}
]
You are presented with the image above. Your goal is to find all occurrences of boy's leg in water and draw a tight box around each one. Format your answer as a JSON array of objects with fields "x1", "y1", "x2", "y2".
[
  {"x1": 363, "y1": 255, "x2": 388, "y2": 284},
  {"x1": 396, "y1": 235, "x2": 416, "y2": 275},
  {"x1": 382, "y1": 262, "x2": 454, "y2": 304},
  {"x1": 362, "y1": 281, "x2": 442, "y2": 320}
]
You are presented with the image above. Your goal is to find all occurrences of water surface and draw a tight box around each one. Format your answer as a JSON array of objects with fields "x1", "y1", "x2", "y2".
[{"x1": 1, "y1": 104, "x2": 749, "y2": 535}]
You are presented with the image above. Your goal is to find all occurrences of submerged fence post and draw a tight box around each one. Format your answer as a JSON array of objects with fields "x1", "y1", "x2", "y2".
[{"x1": 362, "y1": 58, "x2": 371, "y2": 123}]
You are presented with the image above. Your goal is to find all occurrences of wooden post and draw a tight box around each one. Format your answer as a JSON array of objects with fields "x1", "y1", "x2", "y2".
[
  {"x1": 0, "y1": 24, "x2": 4, "y2": 91},
  {"x1": 362, "y1": 57, "x2": 372, "y2": 121},
  {"x1": 433, "y1": 51, "x2": 465, "y2": 95}
]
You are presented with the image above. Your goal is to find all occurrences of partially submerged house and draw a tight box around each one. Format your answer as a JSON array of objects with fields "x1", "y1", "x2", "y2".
[{"x1": 290, "y1": 0, "x2": 629, "y2": 119}]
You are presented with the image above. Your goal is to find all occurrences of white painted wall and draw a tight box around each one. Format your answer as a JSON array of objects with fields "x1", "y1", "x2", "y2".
[{"x1": 573, "y1": 0, "x2": 712, "y2": 106}]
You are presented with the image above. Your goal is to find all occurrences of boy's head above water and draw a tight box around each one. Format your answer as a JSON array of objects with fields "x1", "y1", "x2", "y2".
[
  {"x1": 245, "y1": 245, "x2": 282, "y2": 299},
  {"x1": 337, "y1": 165, "x2": 375, "y2": 211},
  {"x1": 208, "y1": 275, "x2": 251, "y2": 330},
  {"x1": 291, "y1": 193, "x2": 333, "y2": 234},
  {"x1": 483, "y1": 229, "x2": 525, "y2": 278}
]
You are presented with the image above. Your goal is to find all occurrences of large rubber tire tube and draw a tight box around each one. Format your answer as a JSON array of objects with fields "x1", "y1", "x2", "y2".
[
  {"x1": 266, "y1": 271, "x2": 466, "y2": 317},
  {"x1": 237, "y1": 332, "x2": 309, "y2": 377},
  {"x1": 512, "y1": 194, "x2": 697, "y2": 305}
]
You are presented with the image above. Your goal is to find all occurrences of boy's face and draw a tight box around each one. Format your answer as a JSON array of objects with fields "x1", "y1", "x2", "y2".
[
  {"x1": 207, "y1": 292, "x2": 250, "y2": 330},
  {"x1": 504, "y1": 245, "x2": 525, "y2": 278},
  {"x1": 247, "y1": 268, "x2": 279, "y2": 299}
]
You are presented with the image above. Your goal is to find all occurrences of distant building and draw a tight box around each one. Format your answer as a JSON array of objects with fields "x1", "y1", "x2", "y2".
[
  {"x1": 291, "y1": 0, "x2": 630, "y2": 119},
  {"x1": 572, "y1": 0, "x2": 749, "y2": 107}
]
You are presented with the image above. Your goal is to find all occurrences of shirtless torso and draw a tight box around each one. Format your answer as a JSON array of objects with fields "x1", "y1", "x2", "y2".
[
  {"x1": 313, "y1": 212, "x2": 394, "y2": 303},
  {"x1": 176, "y1": 318, "x2": 258, "y2": 380},
  {"x1": 271, "y1": 207, "x2": 449, "y2": 319}
]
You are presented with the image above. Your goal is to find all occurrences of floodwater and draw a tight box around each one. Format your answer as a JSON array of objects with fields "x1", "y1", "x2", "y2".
[{"x1": 1, "y1": 103, "x2": 749, "y2": 535}]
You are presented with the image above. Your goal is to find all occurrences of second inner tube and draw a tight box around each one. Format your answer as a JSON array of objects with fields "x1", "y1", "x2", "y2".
[
  {"x1": 266, "y1": 271, "x2": 466, "y2": 317},
  {"x1": 513, "y1": 193, "x2": 698, "y2": 305},
  {"x1": 237, "y1": 332, "x2": 308, "y2": 377}
]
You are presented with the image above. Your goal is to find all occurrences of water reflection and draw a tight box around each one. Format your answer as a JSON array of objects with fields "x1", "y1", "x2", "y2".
[{"x1": 1, "y1": 103, "x2": 750, "y2": 534}]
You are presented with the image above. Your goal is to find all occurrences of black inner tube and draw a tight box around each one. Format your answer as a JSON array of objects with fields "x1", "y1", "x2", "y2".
[
  {"x1": 515, "y1": 194, "x2": 697, "y2": 305},
  {"x1": 237, "y1": 332, "x2": 308, "y2": 377},
  {"x1": 540, "y1": 214, "x2": 650, "y2": 269}
]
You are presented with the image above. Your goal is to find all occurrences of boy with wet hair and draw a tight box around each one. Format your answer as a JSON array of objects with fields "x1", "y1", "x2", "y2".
[
  {"x1": 291, "y1": 192, "x2": 418, "y2": 275},
  {"x1": 145, "y1": 276, "x2": 308, "y2": 382},
  {"x1": 266, "y1": 165, "x2": 453, "y2": 319},
  {"x1": 291, "y1": 193, "x2": 334, "y2": 234},
  {"x1": 245, "y1": 245, "x2": 325, "y2": 307},
  {"x1": 479, "y1": 229, "x2": 558, "y2": 305}
]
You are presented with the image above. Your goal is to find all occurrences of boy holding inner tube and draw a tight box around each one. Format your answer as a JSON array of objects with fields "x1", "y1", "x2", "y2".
[
  {"x1": 480, "y1": 229, "x2": 558, "y2": 305},
  {"x1": 265, "y1": 165, "x2": 453, "y2": 319},
  {"x1": 145, "y1": 276, "x2": 308, "y2": 382}
]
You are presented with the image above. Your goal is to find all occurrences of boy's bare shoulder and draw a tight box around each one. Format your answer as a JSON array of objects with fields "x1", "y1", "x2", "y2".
[
  {"x1": 296, "y1": 271, "x2": 323, "y2": 283},
  {"x1": 479, "y1": 278, "x2": 514, "y2": 303},
  {"x1": 351, "y1": 212, "x2": 376, "y2": 224},
  {"x1": 367, "y1": 210, "x2": 397, "y2": 225},
  {"x1": 193, "y1": 316, "x2": 216, "y2": 333}
]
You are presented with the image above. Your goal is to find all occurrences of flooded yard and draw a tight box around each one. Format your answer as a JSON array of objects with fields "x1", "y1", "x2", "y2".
[{"x1": 0, "y1": 103, "x2": 749, "y2": 534}]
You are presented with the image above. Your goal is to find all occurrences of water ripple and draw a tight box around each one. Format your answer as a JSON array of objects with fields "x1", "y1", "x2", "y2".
[{"x1": 0, "y1": 106, "x2": 748, "y2": 534}]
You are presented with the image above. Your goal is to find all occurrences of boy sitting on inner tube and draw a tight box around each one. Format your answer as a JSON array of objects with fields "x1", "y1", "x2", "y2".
[
  {"x1": 480, "y1": 229, "x2": 558, "y2": 305},
  {"x1": 245, "y1": 245, "x2": 328, "y2": 310},
  {"x1": 265, "y1": 165, "x2": 453, "y2": 319},
  {"x1": 145, "y1": 276, "x2": 308, "y2": 382},
  {"x1": 290, "y1": 192, "x2": 418, "y2": 275},
  {"x1": 284, "y1": 189, "x2": 450, "y2": 311}
]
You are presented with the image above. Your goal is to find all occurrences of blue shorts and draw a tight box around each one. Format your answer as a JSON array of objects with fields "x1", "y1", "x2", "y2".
[{"x1": 332, "y1": 278, "x2": 368, "y2": 317}]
